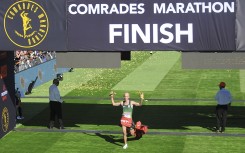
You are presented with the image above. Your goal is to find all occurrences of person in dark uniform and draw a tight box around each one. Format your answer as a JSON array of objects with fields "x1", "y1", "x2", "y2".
[
  {"x1": 15, "y1": 88, "x2": 24, "y2": 120},
  {"x1": 215, "y1": 82, "x2": 232, "y2": 133},
  {"x1": 48, "y1": 79, "x2": 64, "y2": 129}
]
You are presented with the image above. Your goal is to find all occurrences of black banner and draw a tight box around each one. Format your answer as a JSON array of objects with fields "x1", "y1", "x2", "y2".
[
  {"x1": 236, "y1": 0, "x2": 245, "y2": 51},
  {"x1": 0, "y1": 0, "x2": 243, "y2": 51},
  {"x1": 0, "y1": 51, "x2": 15, "y2": 139},
  {"x1": 67, "y1": 0, "x2": 236, "y2": 51},
  {"x1": 0, "y1": 0, "x2": 66, "y2": 51}
]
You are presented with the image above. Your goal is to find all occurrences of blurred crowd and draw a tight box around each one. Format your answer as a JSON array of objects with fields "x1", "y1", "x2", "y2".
[{"x1": 14, "y1": 50, "x2": 56, "y2": 73}]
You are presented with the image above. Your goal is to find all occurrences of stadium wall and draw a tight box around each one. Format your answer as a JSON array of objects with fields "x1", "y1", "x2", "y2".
[{"x1": 15, "y1": 59, "x2": 70, "y2": 97}]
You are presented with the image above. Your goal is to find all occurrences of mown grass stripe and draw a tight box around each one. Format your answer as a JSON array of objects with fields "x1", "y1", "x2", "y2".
[
  {"x1": 112, "y1": 52, "x2": 180, "y2": 91},
  {"x1": 239, "y1": 70, "x2": 245, "y2": 92},
  {"x1": 15, "y1": 128, "x2": 245, "y2": 137}
]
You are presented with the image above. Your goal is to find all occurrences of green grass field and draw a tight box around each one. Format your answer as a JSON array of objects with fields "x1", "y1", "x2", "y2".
[{"x1": 1, "y1": 51, "x2": 245, "y2": 152}]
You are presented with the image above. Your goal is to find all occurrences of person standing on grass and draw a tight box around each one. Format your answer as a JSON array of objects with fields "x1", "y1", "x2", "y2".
[
  {"x1": 48, "y1": 79, "x2": 64, "y2": 129},
  {"x1": 110, "y1": 91, "x2": 144, "y2": 149},
  {"x1": 215, "y1": 82, "x2": 232, "y2": 133},
  {"x1": 15, "y1": 88, "x2": 24, "y2": 120}
]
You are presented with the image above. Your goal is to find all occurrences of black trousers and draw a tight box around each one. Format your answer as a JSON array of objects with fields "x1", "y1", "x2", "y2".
[
  {"x1": 215, "y1": 105, "x2": 228, "y2": 130},
  {"x1": 49, "y1": 101, "x2": 62, "y2": 121},
  {"x1": 16, "y1": 99, "x2": 23, "y2": 117},
  {"x1": 17, "y1": 107, "x2": 23, "y2": 117}
]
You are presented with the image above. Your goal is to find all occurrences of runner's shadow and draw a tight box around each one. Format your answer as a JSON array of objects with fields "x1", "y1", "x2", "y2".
[
  {"x1": 84, "y1": 133, "x2": 138, "y2": 147},
  {"x1": 84, "y1": 133, "x2": 122, "y2": 146}
]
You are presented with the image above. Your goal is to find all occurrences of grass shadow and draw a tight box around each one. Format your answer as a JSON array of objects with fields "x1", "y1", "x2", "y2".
[{"x1": 20, "y1": 102, "x2": 245, "y2": 131}]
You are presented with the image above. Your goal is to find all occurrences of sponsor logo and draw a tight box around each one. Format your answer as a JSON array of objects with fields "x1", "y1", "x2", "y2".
[
  {"x1": 4, "y1": 0, "x2": 49, "y2": 48},
  {"x1": 1, "y1": 84, "x2": 8, "y2": 102},
  {"x1": 1, "y1": 107, "x2": 9, "y2": 132}
]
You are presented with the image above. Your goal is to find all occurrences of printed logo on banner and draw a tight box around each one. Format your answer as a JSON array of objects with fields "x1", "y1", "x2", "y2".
[
  {"x1": 0, "y1": 65, "x2": 8, "y2": 79},
  {"x1": 1, "y1": 84, "x2": 8, "y2": 102},
  {"x1": 4, "y1": 0, "x2": 49, "y2": 48},
  {"x1": 1, "y1": 107, "x2": 9, "y2": 132}
]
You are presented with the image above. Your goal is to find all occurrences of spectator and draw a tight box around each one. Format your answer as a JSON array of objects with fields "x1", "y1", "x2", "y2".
[{"x1": 14, "y1": 50, "x2": 56, "y2": 73}]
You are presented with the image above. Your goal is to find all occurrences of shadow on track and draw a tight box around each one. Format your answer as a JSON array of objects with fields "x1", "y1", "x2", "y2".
[{"x1": 20, "y1": 102, "x2": 245, "y2": 131}]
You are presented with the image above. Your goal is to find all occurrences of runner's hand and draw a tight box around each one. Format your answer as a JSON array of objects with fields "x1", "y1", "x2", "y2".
[
  {"x1": 139, "y1": 91, "x2": 144, "y2": 100},
  {"x1": 109, "y1": 91, "x2": 116, "y2": 96}
]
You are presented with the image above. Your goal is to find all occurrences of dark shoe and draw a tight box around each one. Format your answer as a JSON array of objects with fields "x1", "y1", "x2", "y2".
[
  {"x1": 58, "y1": 119, "x2": 64, "y2": 129},
  {"x1": 215, "y1": 127, "x2": 221, "y2": 133},
  {"x1": 221, "y1": 127, "x2": 225, "y2": 133},
  {"x1": 48, "y1": 121, "x2": 54, "y2": 129},
  {"x1": 17, "y1": 116, "x2": 24, "y2": 120},
  {"x1": 219, "y1": 127, "x2": 222, "y2": 132}
]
